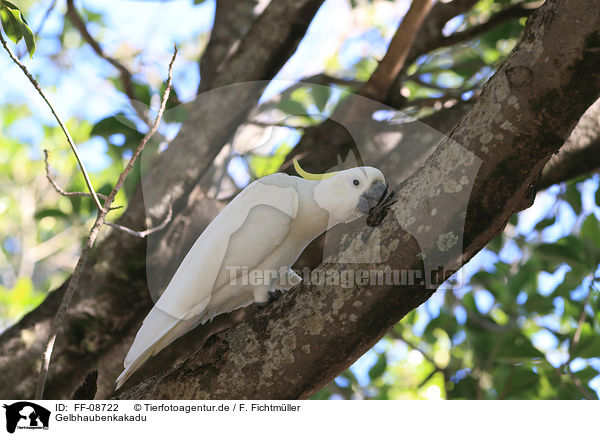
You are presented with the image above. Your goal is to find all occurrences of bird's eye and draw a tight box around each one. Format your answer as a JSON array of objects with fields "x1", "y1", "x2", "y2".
[{"x1": 352, "y1": 179, "x2": 360, "y2": 187}]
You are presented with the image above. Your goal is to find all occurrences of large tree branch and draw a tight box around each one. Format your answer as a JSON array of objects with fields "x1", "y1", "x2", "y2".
[
  {"x1": 198, "y1": 0, "x2": 270, "y2": 93},
  {"x1": 360, "y1": 0, "x2": 434, "y2": 101},
  {"x1": 538, "y1": 99, "x2": 600, "y2": 189},
  {"x1": 116, "y1": 0, "x2": 600, "y2": 399}
]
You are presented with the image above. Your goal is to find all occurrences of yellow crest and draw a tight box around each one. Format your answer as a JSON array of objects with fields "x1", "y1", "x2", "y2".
[{"x1": 293, "y1": 159, "x2": 338, "y2": 181}]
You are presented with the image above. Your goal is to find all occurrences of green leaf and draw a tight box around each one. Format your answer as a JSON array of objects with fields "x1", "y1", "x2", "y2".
[
  {"x1": 486, "y1": 233, "x2": 503, "y2": 253},
  {"x1": 496, "y1": 332, "x2": 544, "y2": 361},
  {"x1": 34, "y1": 208, "x2": 69, "y2": 220},
  {"x1": 90, "y1": 113, "x2": 144, "y2": 153},
  {"x1": 553, "y1": 266, "x2": 587, "y2": 297},
  {"x1": 572, "y1": 366, "x2": 599, "y2": 385},
  {"x1": 508, "y1": 259, "x2": 539, "y2": 295},
  {"x1": 499, "y1": 367, "x2": 539, "y2": 399},
  {"x1": 470, "y1": 269, "x2": 511, "y2": 306},
  {"x1": 311, "y1": 86, "x2": 331, "y2": 112},
  {"x1": 571, "y1": 324, "x2": 600, "y2": 359},
  {"x1": 247, "y1": 143, "x2": 292, "y2": 178},
  {"x1": 424, "y1": 311, "x2": 459, "y2": 339},
  {"x1": 535, "y1": 216, "x2": 556, "y2": 231},
  {"x1": 535, "y1": 236, "x2": 588, "y2": 271},
  {"x1": 564, "y1": 183, "x2": 582, "y2": 215},
  {"x1": 450, "y1": 375, "x2": 478, "y2": 399},
  {"x1": 368, "y1": 353, "x2": 387, "y2": 380},
  {"x1": 581, "y1": 214, "x2": 600, "y2": 247},
  {"x1": 276, "y1": 98, "x2": 307, "y2": 116},
  {"x1": 580, "y1": 214, "x2": 600, "y2": 268},
  {"x1": 479, "y1": 19, "x2": 523, "y2": 52},
  {"x1": 133, "y1": 82, "x2": 152, "y2": 107},
  {"x1": 524, "y1": 293, "x2": 554, "y2": 314},
  {"x1": 0, "y1": 7, "x2": 19, "y2": 43},
  {"x1": 91, "y1": 114, "x2": 132, "y2": 138},
  {"x1": 0, "y1": 1, "x2": 35, "y2": 57},
  {"x1": 0, "y1": 278, "x2": 45, "y2": 321},
  {"x1": 310, "y1": 388, "x2": 332, "y2": 400}
]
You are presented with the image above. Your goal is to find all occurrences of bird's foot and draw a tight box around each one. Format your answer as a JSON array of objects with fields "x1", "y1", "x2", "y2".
[
  {"x1": 268, "y1": 288, "x2": 284, "y2": 303},
  {"x1": 255, "y1": 289, "x2": 284, "y2": 308}
]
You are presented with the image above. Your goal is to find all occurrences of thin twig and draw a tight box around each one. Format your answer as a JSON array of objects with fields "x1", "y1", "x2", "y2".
[
  {"x1": 386, "y1": 0, "x2": 540, "y2": 108},
  {"x1": 566, "y1": 366, "x2": 596, "y2": 400},
  {"x1": 388, "y1": 329, "x2": 445, "y2": 374},
  {"x1": 246, "y1": 119, "x2": 313, "y2": 129},
  {"x1": 406, "y1": 74, "x2": 467, "y2": 91},
  {"x1": 554, "y1": 365, "x2": 596, "y2": 400},
  {"x1": 107, "y1": 50, "x2": 177, "y2": 203},
  {"x1": 105, "y1": 203, "x2": 173, "y2": 238},
  {"x1": 43, "y1": 150, "x2": 109, "y2": 201},
  {"x1": 65, "y1": 0, "x2": 151, "y2": 126},
  {"x1": 0, "y1": 31, "x2": 103, "y2": 211},
  {"x1": 256, "y1": 73, "x2": 362, "y2": 114},
  {"x1": 44, "y1": 150, "x2": 122, "y2": 211},
  {"x1": 553, "y1": 280, "x2": 598, "y2": 400},
  {"x1": 448, "y1": 290, "x2": 512, "y2": 332},
  {"x1": 34, "y1": 0, "x2": 57, "y2": 38},
  {"x1": 34, "y1": 46, "x2": 178, "y2": 400},
  {"x1": 568, "y1": 280, "x2": 595, "y2": 358},
  {"x1": 361, "y1": 0, "x2": 435, "y2": 101},
  {"x1": 339, "y1": 0, "x2": 434, "y2": 123},
  {"x1": 437, "y1": 1, "x2": 543, "y2": 51}
]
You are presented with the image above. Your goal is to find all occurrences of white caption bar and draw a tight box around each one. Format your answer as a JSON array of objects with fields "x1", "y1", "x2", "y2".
[{"x1": 1, "y1": 400, "x2": 597, "y2": 435}]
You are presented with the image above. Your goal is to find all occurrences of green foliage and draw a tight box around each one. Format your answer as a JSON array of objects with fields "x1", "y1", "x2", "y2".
[
  {"x1": 368, "y1": 352, "x2": 387, "y2": 380},
  {"x1": 348, "y1": 0, "x2": 395, "y2": 9},
  {"x1": 0, "y1": 104, "x2": 129, "y2": 328},
  {"x1": 0, "y1": 0, "x2": 35, "y2": 57},
  {"x1": 91, "y1": 113, "x2": 145, "y2": 160},
  {"x1": 247, "y1": 143, "x2": 293, "y2": 179},
  {"x1": 0, "y1": 278, "x2": 44, "y2": 326}
]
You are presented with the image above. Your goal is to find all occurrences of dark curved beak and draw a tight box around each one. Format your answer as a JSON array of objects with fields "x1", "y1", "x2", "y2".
[{"x1": 357, "y1": 180, "x2": 387, "y2": 214}]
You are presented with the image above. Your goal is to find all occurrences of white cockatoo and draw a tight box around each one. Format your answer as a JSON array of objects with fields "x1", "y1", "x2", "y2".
[{"x1": 116, "y1": 159, "x2": 386, "y2": 388}]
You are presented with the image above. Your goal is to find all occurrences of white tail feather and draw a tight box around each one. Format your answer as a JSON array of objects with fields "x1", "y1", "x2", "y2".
[{"x1": 116, "y1": 307, "x2": 200, "y2": 389}]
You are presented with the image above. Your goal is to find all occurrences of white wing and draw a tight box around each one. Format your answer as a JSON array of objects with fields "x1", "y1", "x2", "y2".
[{"x1": 116, "y1": 173, "x2": 298, "y2": 388}]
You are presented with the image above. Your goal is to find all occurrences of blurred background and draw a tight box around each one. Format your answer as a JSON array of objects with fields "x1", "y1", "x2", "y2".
[{"x1": 1, "y1": 0, "x2": 599, "y2": 399}]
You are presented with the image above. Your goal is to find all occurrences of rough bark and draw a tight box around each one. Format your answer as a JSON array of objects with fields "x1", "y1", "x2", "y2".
[
  {"x1": 115, "y1": 0, "x2": 600, "y2": 399},
  {"x1": 198, "y1": 0, "x2": 271, "y2": 92},
  {"x1": 539, "y1": 99, "x2": 600, "y2": 189}
]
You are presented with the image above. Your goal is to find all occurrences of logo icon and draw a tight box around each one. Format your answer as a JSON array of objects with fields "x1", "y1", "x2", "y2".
[{"x1": 2, "y1": 402, "x2": 50, "y2": 434}]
